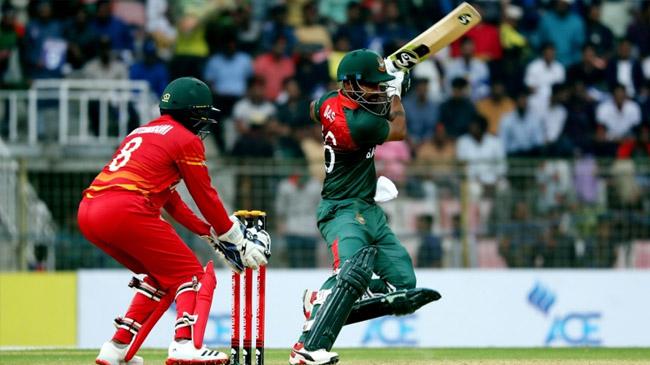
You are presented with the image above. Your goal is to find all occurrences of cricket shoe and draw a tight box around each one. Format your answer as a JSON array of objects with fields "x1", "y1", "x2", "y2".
[
  {"x1": 95, "y1": 340, "x2": 143, "y2": 365},
  {"x1": 166, "y1": 339, "x2": 229, "y2": 365},
  {"x1": 289, "y1": 342, "x2": 339, "y2": 365}
]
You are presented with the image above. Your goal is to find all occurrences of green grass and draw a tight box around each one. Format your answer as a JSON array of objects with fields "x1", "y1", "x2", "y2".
[{"x1": 0, "y1": 348, "x2": 649, "y2": 365}]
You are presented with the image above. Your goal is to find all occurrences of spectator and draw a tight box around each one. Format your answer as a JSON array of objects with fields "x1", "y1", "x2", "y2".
[
  {"x1": 415, "y1": 123, "x2": 457, "y2": 179},
  {"x1": 456, "y1": 114, "x2": 506, "y2": 188},
  {"x1": 499, "y1": 89, "x2": 544, "y2": 156},
  {"x1": 375, "y1": 141, "x2": 411, "y2": 186},
  {"x1": 402, "y1": 78, "x2": 437, "y2": 146},
  {"x1": 260, "y1": 4, "x2": 296, "y2": 55},
  {"x1": 232, "y1": 77, "x2": 276, "y2": 135},
  {"x1": 295, "y1": 1, "x2": 332, "y2": 50},
  {"x1": 498, "y1": 201, "x2": 540, "y2": 268},
  {"x1": 232, "y1": 4, "x2": 261, "y2": 54},
  {"x1": 450, "y1": 4, "x2": 502, "y2": 61},
  {"x1": 626, "y1": 2, "x2": 650, "y2": 57},
  {"x1": 445, "y1": 37, "x2": 489, "y2": 101},
  {"x1": 439, "y1": 77, "x2": 476, "y2": 139},
  {"x1": 81, "y1": 37, "x2": 127, "y2": 80},
  {"x1": 295, "y1": 44, "x2": 330, "y2": 98},
  {"x1": 415, "y1": 214, "x2": 442, "y2": 268},
  {"x1": 25, "y1": 0, "x2": 65, "y2": 79},
  {"x1": 536, "y1": 0, "x2": 585, "y2": 66},
  {"x1": 500, "y1": 4, "x2": 527, "y2": 53},
  {"x1": 605, "y1": 38, "x2": 644, "y2": 97},
  {"x1": 129, "y1": 39, "x2": 168, "y2": 97},
  {"x1": 318, "y1": 0, "x2": 356, "y2": 24},
  {"x1": 617, "y1": 124, "x2": 650, "y2": 159},
  {"x1": 564, "y1": 81, "x2": 597, "y2": 152},
  {"x1": 276, "y1": 78, "x2": 310, "y2": 130},
  {"x1": 254, "y1": 34, "x2": 296, "y2": 101},
  {"x1": 566, "y1": 44, "x2": 606, "y2": 91},
  {"x1": 203, "y1": 36, "x2": 253, "y2": 118},
  {"x1": 0, "y1": 2, "x2": 23, "y2": 85},
  {"x1": 540, "y1": 83, "x2": 571, "y2": 156},
  {"x1": 300, "y1": 124, "x2": 326, "y2": 182},
  {"x1": 334, "y1": 2, "x2": 369, "y2": 50},
  {"x1": 499, "y1": 4, "x2": 528, "y2": 93},
  {"x1": 584, "y1": 2, "x2": 614, "y2": 58},
  {"x1": 536, "y1": 160, "x2": 573, "y2": 213},
  {"x1": 476, "y1": 80, "x2": 515, "y2": 135},
  {"x1": 524, "y1": 42, "x2": 565, "y2": 113},
  {"x1": 274, "y1": 169, "x2": 321, "y2": 268},
  {"x1": 169, "y1": 13, "x2": 208, "y2": 80},
  {"x1": 411, "y1": 57, "x2": 445, "y2": 103},
  {"x1": 231, "y1": 118, "x2": 274, "y2": 158},
  {"x1": 585, "y1": 217, "x2": 616, "y2": 268},
  {"x1": 541, "y1": 221, "x2": 576, "y2": 268},
  {"x1": 91, "y1": 0, "x2": 133, "y2": 55},
  {"x1": 64, "y1": 5, "x2": 98, "y2": 75},
  {"x1": 327, "y1": 33, "x2": 351, "y2": 82},
  {"x1": 573, "y1": 154, "x2": 599, "y2": 205},
  {"x1": 375, "y1": 1, "x2": 416, "y2": 53},
  {"x1": 80, "y1": 37, "x2": 128, "y2": 137},
  {"x1": 596, "y1": 83, "x2": 641, "y2": 142}
]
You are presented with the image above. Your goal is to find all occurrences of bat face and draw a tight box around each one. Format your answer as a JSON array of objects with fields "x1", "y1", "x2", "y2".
[{"x1": 388, "y1": 2, "x2": 482, "y2": 71}]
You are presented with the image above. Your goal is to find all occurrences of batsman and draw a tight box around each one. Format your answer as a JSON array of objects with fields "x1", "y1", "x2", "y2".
[{"x1": 289, "y1": 49, "x2": 441, "y2": 365}]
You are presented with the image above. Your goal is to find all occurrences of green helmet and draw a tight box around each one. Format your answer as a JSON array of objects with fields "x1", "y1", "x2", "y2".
[
  {"x1": 159, "y1": 77, "x2": 220, "y2": 138},
  {"x1": 337, "y1": 49, "x2": 395, "y2": 83},
  {"x1": 159, "y1": 77, "x2": 214, "y2": 111}
]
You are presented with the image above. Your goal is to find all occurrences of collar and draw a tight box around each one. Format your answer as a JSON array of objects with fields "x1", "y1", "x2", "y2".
[{"x1": 338, "y1": 90, "x2": 359, "y2": 110}]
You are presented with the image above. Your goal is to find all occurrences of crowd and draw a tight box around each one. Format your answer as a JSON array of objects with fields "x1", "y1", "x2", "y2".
[{"x1": 2, "y1": 0, "x2": 650, "y2": 269}]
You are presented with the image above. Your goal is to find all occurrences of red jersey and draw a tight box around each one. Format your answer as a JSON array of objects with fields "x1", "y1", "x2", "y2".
[{"x1": 84, "y1": 115, "x2": 232, "y2": 235}]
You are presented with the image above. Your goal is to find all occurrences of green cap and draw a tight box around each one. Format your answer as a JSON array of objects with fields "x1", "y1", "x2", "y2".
[
  {"x1": 336, "y1": 49, "x2": 395, "y2": 83},
  {"x1": 159, "y1": 77, "x2": 213, "y2": 111}
]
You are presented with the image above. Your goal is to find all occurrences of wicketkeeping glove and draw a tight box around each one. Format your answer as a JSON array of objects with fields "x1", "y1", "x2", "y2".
[{"x1": 203, "y1": 216, "x2": 271, "y2": 272}]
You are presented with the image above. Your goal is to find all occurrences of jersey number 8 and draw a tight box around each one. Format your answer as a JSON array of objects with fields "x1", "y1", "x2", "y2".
[{"x1": 109, "y1": 137, "x2": 143, "y2": 172}]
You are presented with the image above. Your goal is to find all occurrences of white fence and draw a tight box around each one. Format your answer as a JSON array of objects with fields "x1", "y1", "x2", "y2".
[
  {"x1": 0, "y1": 80, "x2": 155, "y2": 145},
  {"x1": 77, "y1": 269, "x2": 650, "y2": 349}
]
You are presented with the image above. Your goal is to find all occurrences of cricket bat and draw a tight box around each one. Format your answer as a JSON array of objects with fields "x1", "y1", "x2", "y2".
[{"x1": 387, "y1": 2, "x2": 482, "y2": 71}]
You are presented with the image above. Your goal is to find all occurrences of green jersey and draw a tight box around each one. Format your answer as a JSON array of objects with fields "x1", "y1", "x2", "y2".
[{"x1": 313, "y1": 91, "x2": 390, "y2": 201}]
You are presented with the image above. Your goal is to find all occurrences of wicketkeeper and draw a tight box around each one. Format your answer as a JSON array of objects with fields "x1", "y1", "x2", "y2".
[
  {"x1": 78, "y1": 77, "x2": 270, "y2": 365},
  {"x1": 289, "y1": 49, "x2": 441, "y2": 365}
]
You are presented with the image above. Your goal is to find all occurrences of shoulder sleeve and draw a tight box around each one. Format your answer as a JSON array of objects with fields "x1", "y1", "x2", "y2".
[
  {"x1": 312, "y1": 91, "x2": 337, "y2": 123},
  {"x1": 349, "y1": 111, "x2": 390, "y2": 146}
]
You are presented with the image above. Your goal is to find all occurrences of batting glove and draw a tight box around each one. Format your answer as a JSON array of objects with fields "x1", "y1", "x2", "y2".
[{"x1": 385, "y1": 58, "x2": 406, "y2": 98}]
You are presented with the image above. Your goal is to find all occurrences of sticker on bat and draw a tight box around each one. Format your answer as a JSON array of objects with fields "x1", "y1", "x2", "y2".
[
  {"x1": 458, "y1": 13, "x2": 472, "y2": 25},
  {"x1": 393, "y1": 49, "x2": 419, "y2": 70}
]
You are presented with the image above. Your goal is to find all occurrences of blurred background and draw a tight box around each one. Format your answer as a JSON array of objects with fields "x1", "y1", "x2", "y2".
[{"x1": 0, "y1": 0, "x2": 649, "y2": 273}]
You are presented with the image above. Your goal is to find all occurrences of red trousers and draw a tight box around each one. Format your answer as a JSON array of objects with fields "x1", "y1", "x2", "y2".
[
  {"x1": 78, "y1": 191, "x2": 204, "y2": 288},
  {"x1": 78, "y1": 191, "x2": 205, "y2": 342}
]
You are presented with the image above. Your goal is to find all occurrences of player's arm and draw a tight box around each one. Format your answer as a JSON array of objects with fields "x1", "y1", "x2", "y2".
[
  {"x1": 163, "y1": 189, "x2": 211, "y2": 236},
  {"x1": 175, "y1": 139, "x2": 235, "y2": 235},
  {"x1": 176, "y1": 138, "x2": 269, "y2": 271},
  {"x1": 385, "y1": 96, "x2": 407, "y2": 141}
]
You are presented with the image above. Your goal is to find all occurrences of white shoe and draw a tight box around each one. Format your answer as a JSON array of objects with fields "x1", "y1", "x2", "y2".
[
  {"x1": 166, "y1": 339, "x2": 229, "y2": 365},
  {"x1": 289, "y1": 342, "x2": 339, "y2": 365},
  {"x1": 95, "y1": 341, "x2": 144, "y2": 365}
]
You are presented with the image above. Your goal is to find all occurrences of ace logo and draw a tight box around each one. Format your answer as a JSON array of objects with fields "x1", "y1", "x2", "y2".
[
  {"x1": 527, "y1": 282, "x2": 602, "y2": 346},
  {"x1": 361, "y1": 315, "x2": 417, "y2": 346}
]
